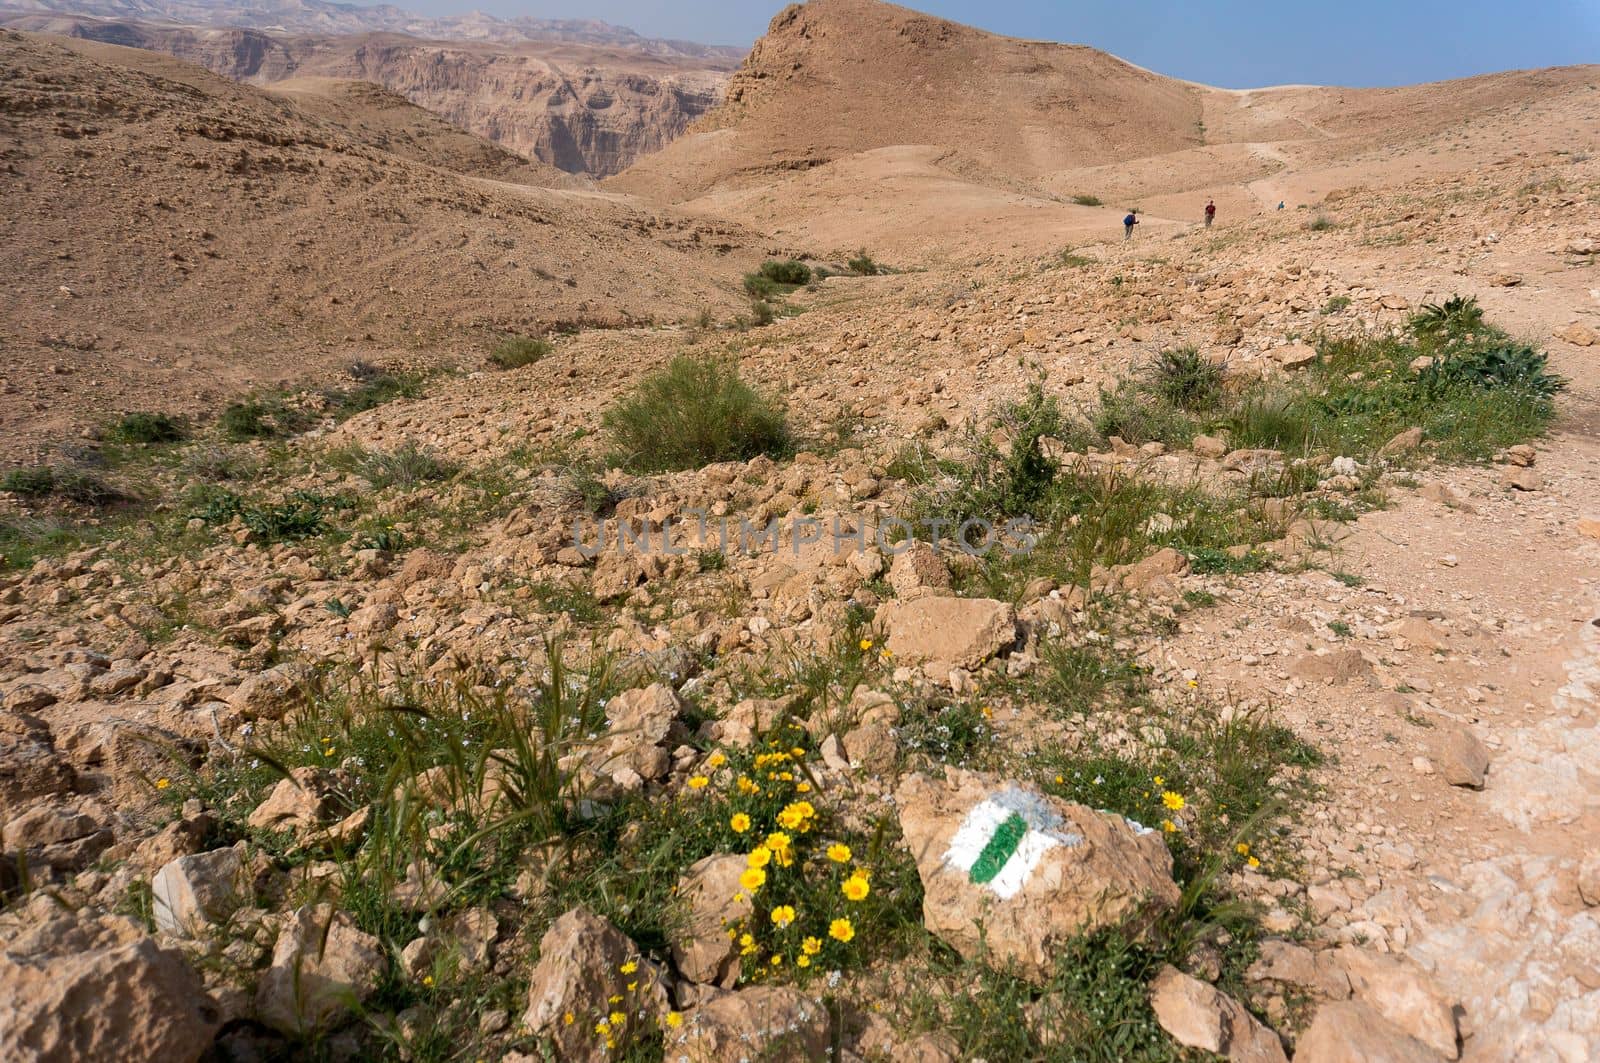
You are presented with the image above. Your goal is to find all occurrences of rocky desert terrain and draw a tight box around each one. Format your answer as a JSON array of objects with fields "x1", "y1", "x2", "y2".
[
  {"x1": 2, "y1": 1, "x2": 1599, "y2": 1062},
  {"x1": 0, "y1": 0, "x2": 743, "y2": 176}
]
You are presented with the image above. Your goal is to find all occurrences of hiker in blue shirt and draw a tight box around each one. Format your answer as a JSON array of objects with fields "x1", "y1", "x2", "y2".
[{"x1": 1123, "y1": 212, "x2": 1138, "y2": 240}]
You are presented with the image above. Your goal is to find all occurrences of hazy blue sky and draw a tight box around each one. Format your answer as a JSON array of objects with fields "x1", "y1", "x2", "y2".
[{"x1": 387, "y1": 0, "x2": 1600, "y2": 88}]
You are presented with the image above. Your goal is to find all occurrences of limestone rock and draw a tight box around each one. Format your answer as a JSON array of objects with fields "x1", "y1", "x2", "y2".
[
  {"x1": 887, "y1": 542, "x2": 952, "y2": 600},
  {"x1": 1276, "y1": 342, "x2": 1318, "y2": 370},
  {"x1": 152, "y1": 844, "x2": 248, "y2": 937},
  {"x1": 876, "y1": 596, "x2": 1016, "y2": 670},
  {"x1": 1294, "y1": 1000, "x2": 1441, "y2": 1063},
  {"x1": 1289, "y1": 648, "x2": 1373, "y2": 686},
  {"x1": 247, "y1": 767, "x2": 351, "y2": 833},
  {"x1": 2, "y1": 799, "x2": 113, "y2": 871},
  {"x1": 1335, "y1": 947, "x2": 1460, "y2": 1059},
  {"x1": 228, "y1": 662, "x2": 313, "y2": 721},
  {"x1": 672, "y1": 855, "x2": 753, "y2": 986},
  {"x1": 1578, "y1": 853, "x2": 1600, "y2": 907},
  {"x1": 1501, "y1": 467, "x2": 1541, "y2": 492},
  {"x1": 1148, "y1": 965, "x2": 1287, "y2": 1063},
  {"x1": 1380, "y1": 427, "x2": 1424, "y2": 456},
  {"x1": 1556, "y1": 322, "x2": 1597, "y2": 347},
  {"x1": 672, "y1": 986, "x2": 830, "y2": 1063},
  {"x1": 1245, "y1": 940, "x2": 1350, "y2": 999},
  {"x1": 1429, "y1": 724, "x2": 1489, "y2": 789},
  {"x1": 523, "y1": 907, "x2": 667, "y2": 1061},
  {"x1": 255, "y1": 905, "x2": 388, "y2": 1037},
  {"x1": 0, "y1": 909, "x2": 218, "y2": 1062},
  {"x1": 1193, "y1": 434, "x2": 1229, "y2": 459},
  {"x1": 895, "y1": 768, "x2": 1179, "y2": 982}
]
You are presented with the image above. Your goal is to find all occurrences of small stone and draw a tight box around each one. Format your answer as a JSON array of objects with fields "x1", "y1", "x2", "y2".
[{"x1": 1149, "y1": 965, "x2": 1287, "y2": 1062}]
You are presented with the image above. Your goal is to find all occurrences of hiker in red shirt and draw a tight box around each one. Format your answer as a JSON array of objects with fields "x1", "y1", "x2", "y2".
[{"x1": 1204, "y1": 199, "x2": 1217, "y2": 228}]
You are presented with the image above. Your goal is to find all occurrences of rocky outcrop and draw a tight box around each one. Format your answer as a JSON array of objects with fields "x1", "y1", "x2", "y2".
[
  {"x1": 49, "y1": 20, "x2": 733, "y2": 176},
  {"x1": 895, "y1": 768, "x2": 1180, "y2": 981},
  {"x1": 0, "y1": 908, "x2": 218, "y2": 1062}
]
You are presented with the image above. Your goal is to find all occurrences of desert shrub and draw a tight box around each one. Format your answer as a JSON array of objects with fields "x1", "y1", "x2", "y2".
[
  {"x1": 847, "y1": 252, "x2": 882, "y2": 276},
  {"x1": 1091, "y1": 382, "x2": 1197, "y2": 447},
  {"x1": 743, "y1": 273, "x2": 779, "y2": 300},
  {"x1": 749, "y1": 299, "x2": 776, "y2": 327},
  {"x1": 1, "y1": 467, "x2": 57, "y2": 497},
  {"x1": 110, "y1": 411, "x2": 187, "y2": 445},
  {"x1": 1225, "y1": 390, "x2": 1315, "y2": 452},
  {"x1": 1416, "y1": 344, "x2": 1565, "y2": 400},
  {"x1": 329, "y1": 442, "x2": 456, "y2": 491},
  {"x1": 1145, "y1": 347, "x2": 1225, "y2": 413},
  {"x1": 1409, "y1": 294, "x2": 1485, "y2": 344},
  {"x1": 488, "y1": 336, "x2": 551, "y2": 370},
  {"x1": 1071, "y1": 193, "x2": 1103, "y2": 206},
  {"x1": 1305, "y1": 214, "x2": 1336, "y2": 232},
  {"x1": 758, "y1": 259, "x2": 813, "y2": 286},
  {"x1": 219, "y1": 401, "x2": 277, "y2": 441},
  {"x1": 330, "y1": 372, "x2": 423, "y2": 415},
  {"x1": 1322, "y1": 295, "x2": 1352, "y2": 314},
  {"x1": 0, "y1": 467, "x2": 119, "y2": 506},
  {"x1": 603, "y1": 355, "x2": 790, "y2": 472}
]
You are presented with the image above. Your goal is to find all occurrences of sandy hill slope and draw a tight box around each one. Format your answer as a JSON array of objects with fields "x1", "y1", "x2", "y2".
[
  {"x1": 0, "y1": 10, "x2": 740, "y2": 176},
  {"x1": 0, "y1": 29, "x2": 755, "y2": 452},
  {"x1": 613, "y1": 0, "x2": 1597, "y2": 262}
]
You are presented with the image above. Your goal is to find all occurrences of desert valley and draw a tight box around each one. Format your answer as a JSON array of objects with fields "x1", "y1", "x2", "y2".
[{"x1": 1, "y1": 1, "x2": 1599, "y2": 1060}]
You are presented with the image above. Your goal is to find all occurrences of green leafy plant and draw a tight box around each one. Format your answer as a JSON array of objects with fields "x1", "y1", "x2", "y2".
[
  {"x1": 110, "y1": 412, "x2": 187, "y2": 444},
  {"x1": 488, "y1": 336, "x2": 551, "y2": 370},
  {"x1": 1145, "y1": 347, "x2": 1225, "y2": 413},
  {"x1": 603, "y1": 355, "x2": 790, "y2": 473}
]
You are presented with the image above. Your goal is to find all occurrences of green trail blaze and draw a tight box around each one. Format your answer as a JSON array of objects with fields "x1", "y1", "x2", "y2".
[{"x1": 968, "y1": 812, "x2": 1027, "y2": 885}]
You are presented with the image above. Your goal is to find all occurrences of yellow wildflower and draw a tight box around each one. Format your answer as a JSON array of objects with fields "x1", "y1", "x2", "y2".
[
  {"x1": 1161, "y1": 819, "x2": 1178, "y2": 833},
  {"x1": 665, "y1": 1011, "x2": 683, "y2": 1029},
  {"x1": 688, "y1": 775, "x2": 710, "y2": 790},
  {"x1": 765, "y1": 831, "x2": 792, "y2": 854},
  {"x1": 771, "y1": 954, "x2": 783, "y2": 966},
  {"x1": 609, "y1": 1011, "x2": 626, "y2": 1026},
  {"x1": 422, "y1": 975, "x2": 434, "y2": 987},
  {"x1": 802, "y1": 936, "x2": 822, "y2": 955},
  {"x1": 739, "y1": 867, "x2": 767, "y2": 892},
  {"x1": 1236, "y1": 842, "x2": 1251, "y2": 856},
  {"x1": 620, "y1": 960, "x2": 638, "y2": 975},
  {"x1": 797, "y1": 955, "x2": 811, "y2": 968},
  {"x1": 771, "y1": 905, "x2": 797, "y2": 928},
  {"x1": 707, "y1": 751, "x2": 727, "y2": 768},
  {"x1": 564, "y1": 1012, "x2": 575, "y2": 1026},
  {"x1": 730, "y1": 813, "x2": 752, "y2": 834},
  {"x1": 1161, "y1": 791, "x2": 1186, "y2": 812},
  {"x1": 1248, "y1": 856, "x2": 1261, "y2": 869},
  {"x1": 827, "y1": 843, "x2": 852, "y2": 864},
  {"x1": 1153, "y1": 775, "x2": 1164, "y2": 787},
  {"x1": 829, "y1": 918, "x2": 855, "y2": 943},
  {"x1": 747, "y1": 846, "x2": 772, "y2": 869},
  {"x1": 859, "y1": 638, "x2": 873, "y2": 651},
  {"x1": 842, "y1": 873, "x2": 870, "y2": 902},
  {"x1": 155, "y1": 778, "x2": 171, "y2": 790}
]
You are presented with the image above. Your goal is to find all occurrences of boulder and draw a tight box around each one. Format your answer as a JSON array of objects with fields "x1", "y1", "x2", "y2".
[
  {"x1": 522, "y1": 907, "x2": 667, "y2": 1061},
  {"x1": 1, "y1": 800, "x2": 113, "y2": 871},
  {"x1": 1578, "y1": 852, "x2": 1600, "y2": 907},
  {"x1": 246, "y1": 767, "x2": 350, "y2": 833},
  {"x1": 1294, "y1": 1000, "x2": 1441, "y2": 1063},
  {"x1": 1289, "y1": 649, "x2": 1373, "y2": 686},
  {"x1": 1118, "y1": 547, "x2": 1190, "y2": 596},
  {"x1": 672, "y1": 986, "x2": 830, "y2": 1063},
  {"x1": 875, "y1": 597, "x2": 1017, "y2": 670},
  {"x1": 895, "y1": 768, "x2": 1179, "y2": 981},
  {"x1": 1429, "y1": 724, "x2": 1489, "y2": 789},
  {"x1": 1148, "y1": 965, "x2": 1287, "y2": 1063},
  {"x1": 887, "y1": 542, "x2": 952, "y2": 600},
  {"x1": 0, "y1": 714, "x2": 74, "y2": 821},
  {"x1": 1380, "y1": 427, "x2": 1424, "y2": 456},
  {"x1": 1335, "y1": 947, "x2": 1460, "y2": 1059},
  {"x1": 152, "y1": 844, "x2": 248, "y2": 937},
  {"x1": 1276, "y1": 343, "x2": 1318, "y2": 370},
  {"x1": 1501, "y1": 467, "x2": 1541, "y2": 492},
  {"x1": 255, "y1": 905, "x2": 388, "y2": 1037},
  {"x1": 1245, "y1": 940, "x2": 1350, "y2": 999},
  {"x1": 671, "y1": 855, "x2": 753, "y2": 986},
  {"x1": 1193, "y1": 434, "x2": 1229, "y2": 459},
  {"x1": 0, "y1": 909, "x2": 218, "y2": 1062},
  {"x1": 227, "y1": 663, "x2": 312, "y2": 721},
  {"x1": 1556, "y1": 323, "x2": 1598, "y2": 347}
]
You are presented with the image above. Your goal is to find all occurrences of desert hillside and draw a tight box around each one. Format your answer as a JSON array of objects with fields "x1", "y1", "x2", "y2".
[
  {"x1": 614, "y1": 0, "x2": 1598, "y2": 261},
  {"x1": 0, "y1": 6, "x2": 741, "y2": 176},
  {"x1": 2, "y1": 3, "x2": 1599, "y2": 1063},
  {"x1": 0, "y1": 29, "x2": 756, "y2": 456}
]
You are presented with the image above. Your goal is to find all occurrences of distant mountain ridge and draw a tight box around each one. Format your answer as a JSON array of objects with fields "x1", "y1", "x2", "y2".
[
  {"x1": 0, "y1": 0, "x2": 745, "y2": 176},
  {"x1": 0, "y1": 0, "x2": 747, "y2": 57}
]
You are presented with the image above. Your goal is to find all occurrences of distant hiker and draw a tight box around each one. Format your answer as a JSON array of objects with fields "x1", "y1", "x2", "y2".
[
  {"x1": 1204, "y1": 199, "x2": 1217, "y2": 228},
  {"x1": 1277, "y1": 200, "x2": 1286, "y2": 210},
  {"x1": 1123, "y1": 212, "x2": 1138, "y2": 240}
]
